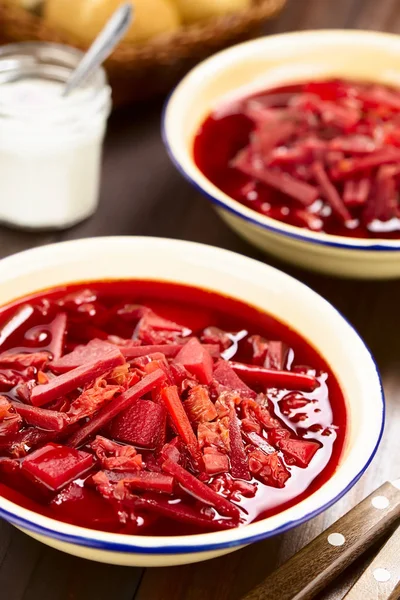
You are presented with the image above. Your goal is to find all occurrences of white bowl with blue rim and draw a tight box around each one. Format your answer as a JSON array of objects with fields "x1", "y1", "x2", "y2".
[
  {"x1": 163, "y1": 29, "x2": 400, "y2": 279},
  {"x1": 0, "y1": 237, "x2": 383, "y2": 566}
]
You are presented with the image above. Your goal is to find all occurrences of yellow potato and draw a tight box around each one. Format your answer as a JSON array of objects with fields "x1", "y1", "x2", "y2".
[
  {"x1": 173, "y1": 0, "x2": 251, "y2": 24},
  {"x1": 5, "y1": 0, "x2": 43, "y2": 9},
  {"x1": 44, "y1": 0, "x2": 181, "y2": 45}
]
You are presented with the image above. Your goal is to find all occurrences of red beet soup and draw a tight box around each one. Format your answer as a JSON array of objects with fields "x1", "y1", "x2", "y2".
[
  {"x1": 0, "y1": 281, "x2": 346, "y2": 536},
  {"x1": 194, "y1": 78, "x2": 400, "y2": 239}
]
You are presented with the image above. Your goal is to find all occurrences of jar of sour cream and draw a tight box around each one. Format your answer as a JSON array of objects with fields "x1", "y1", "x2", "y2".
[{"x1": 0, "y1": 43, "x2": 112, "y2": 230}]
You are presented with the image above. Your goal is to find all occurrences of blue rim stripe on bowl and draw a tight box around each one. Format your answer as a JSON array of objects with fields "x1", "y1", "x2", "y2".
[{"x1": 0, "y1": 280, "x2": 385, "y2": 555}]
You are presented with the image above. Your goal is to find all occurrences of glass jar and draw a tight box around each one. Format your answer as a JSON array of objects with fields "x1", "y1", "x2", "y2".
[{"x1": 0, "y1": 42, "x2": 112, "y2": 230}]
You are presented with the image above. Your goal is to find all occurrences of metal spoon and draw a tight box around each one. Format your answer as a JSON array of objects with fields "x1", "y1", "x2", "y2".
[{"x1": 62, "y1": 2, "x2": 133, "y2": 97}]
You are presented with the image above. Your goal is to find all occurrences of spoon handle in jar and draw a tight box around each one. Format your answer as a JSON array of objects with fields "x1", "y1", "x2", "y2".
[
  {"x1": 63, "y1": 2, "x2": 133, "y2": 97},
  {"x1": 241, "y1": 480, "x2": 400, "y2": 600}
]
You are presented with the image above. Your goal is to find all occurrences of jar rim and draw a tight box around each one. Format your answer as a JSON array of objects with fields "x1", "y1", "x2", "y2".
[{"x1": 0, "y1": 41, "x2": 110, "y2": 118}]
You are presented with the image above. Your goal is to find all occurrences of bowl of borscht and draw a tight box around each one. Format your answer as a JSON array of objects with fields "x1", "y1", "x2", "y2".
[
  {"x1": 163, "y1": 30, "x2": 400, "y2": 278},
  {"x1": 0, "y1": 236, "x2": 383, "y2": 565}
]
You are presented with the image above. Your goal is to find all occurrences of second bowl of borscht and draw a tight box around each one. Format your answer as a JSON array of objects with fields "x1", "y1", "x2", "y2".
[
  {"x1": 163, "y1": 30, "x2": 400, "y2": 278},
  {"x1": 0, "y1": 236, "x2": 383, "y2": 566}
]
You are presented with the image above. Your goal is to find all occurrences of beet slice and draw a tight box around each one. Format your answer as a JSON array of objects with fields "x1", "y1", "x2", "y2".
[
  {"x1": 134, "y1": 495, "x2": 236, "y2": 530},
  {"x1": 31, "y1": 348, "x2": 125, "y2": 406},
  {"x1": 21, "y1": 443, "x2": 93, "y2": 491},
  {"x1": 228, "y1": 405, "x2": 251, "y2": 481},
  {"x1": 247, "y1": 336, "x2": 289, "y2": 370},
  {"x1": 11, "y1": 402, "x2": 69, "y2": 432},
  {"x1": 312, "y1": 161, "x2": 351, "y2": 223},
  {"x1": 174, "y1": 338, "x2": 213, "y2": 385},
  {"x1": 121, "y1": 343, "x2": 220, "y2": 360},
  {"x1": 160, "y1": 386, "x2": 201, "y2": 465},
  {"x1": 364, "y1": 165, "x2": 398, "y2": 223},
  {"x1": 278, "y1": 438, "x2": 320, "y2": 468},
  {"x1": 51, "y1": 339, "x2": 122, "y2": 373},
  {"x1": 230, "y1": 362, "x2": 318, "y2": 392},
  {"x1": 162, "y1": 459, "x2": 240, "y2": 520},
  {"x1": 329, "y1": 135, "x2": 376, "y2": 154},
  {"x1": 47, "y1": 313, "x2": 67, "y2": 360},
  {"x1": 213, "y1": 360, "x2": 256, "y2": 399},
  {"x1": 343, "y1": 178, "x2": 371, "y2": 207},
  {"x1": 109, "y1": 399, "x2": 166, "y2": 449},
  {"x1": 67, "y1": 369, "x2": 166, "y2": 448},
  {"x1": 331, "y1": 149, "x2": 400, "y2": 179},
  {"x1": 203, "y1": 447, "x2": 229, "y2": 475}
]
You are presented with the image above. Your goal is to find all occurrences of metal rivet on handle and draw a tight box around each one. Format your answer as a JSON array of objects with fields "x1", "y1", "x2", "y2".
[
  {"x1": 327, "y1": 533, "x2": 345, "y2": 547},
  {"x1": 373, "y1": 568, "x2": 391, "y2": 583},
  {"x1": 371, "y1": 496, "x2": 390, "y2": 510}
]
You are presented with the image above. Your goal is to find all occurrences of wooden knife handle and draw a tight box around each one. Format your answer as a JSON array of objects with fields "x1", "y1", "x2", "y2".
[
  {"x1": 242, "y1": 481, "x2": 400, "y2": 600},
  {"x1": 343, "y1": 523, "x2": 400, "y2": 600}
]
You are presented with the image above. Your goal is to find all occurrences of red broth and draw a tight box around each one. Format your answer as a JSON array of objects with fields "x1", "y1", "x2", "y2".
[
  {"x1": 0, "y1": 281, "x2": 346, "y2": 536},
  {"x1": 194, "y1": 78, "x2": 400, "y2": 239}
]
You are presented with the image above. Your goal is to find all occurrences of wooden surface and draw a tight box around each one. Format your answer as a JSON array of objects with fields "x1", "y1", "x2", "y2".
[{"x1": 1, "y1": 1, "x2": 400, "y2": 598}]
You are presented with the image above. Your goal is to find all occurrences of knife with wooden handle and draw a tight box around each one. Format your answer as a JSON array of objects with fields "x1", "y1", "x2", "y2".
[
  {"x1": 241, "y1": 479, "x2": 400, "y2": 600},
  {"x1": 343, "y1": 523, "x2": 400, "y2": 599}
]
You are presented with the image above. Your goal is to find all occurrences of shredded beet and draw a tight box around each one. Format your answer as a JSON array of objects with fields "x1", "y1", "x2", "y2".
[
  {"x1": 194, "y1": 78, "x2": 400, "y2": 238},
  {"x1": 31, "y1": 349, "x2": 125, "y2": 406},
  {"x1": 67, "y1": 369, "x2": 166, "y2": 448},
  {"x1": 0, "y1": 282, "x2": 345, "y2": 536},
  {"x1": 162, "y1": 459, "x2": 240, "y2": 520},
  {"x1": 228, "y1": 403, "x2": 251, "y2": 481}
]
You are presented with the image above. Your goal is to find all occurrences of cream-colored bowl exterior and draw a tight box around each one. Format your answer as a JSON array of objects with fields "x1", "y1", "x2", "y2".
[
  {"x1": 0, "y1": 237, "x2": 383, "y2": 566},
  {"x1": 163, "y1": 30, "x2": 400, "y2": 278}
]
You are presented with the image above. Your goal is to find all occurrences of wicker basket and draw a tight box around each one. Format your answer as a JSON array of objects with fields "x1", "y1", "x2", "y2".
[{"x1": 0, "y1": 0, "x2": 287, "y2": 106}]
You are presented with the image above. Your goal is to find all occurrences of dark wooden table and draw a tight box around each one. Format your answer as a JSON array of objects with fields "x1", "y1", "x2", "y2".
[{"x1": 1, "y1": 1, "x2": 400, "y2": 598}]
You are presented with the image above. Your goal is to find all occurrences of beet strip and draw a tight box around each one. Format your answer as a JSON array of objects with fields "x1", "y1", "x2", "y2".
[
  {"x1": 134, "y1": 495, "x2": 236, "y2": 530},
  {"x1": 230, "y1": 362, "x2": 318, "y2": 392},
  {"x1": 115, "y1": 471, "x2": 174, "y2": 494},
  {"x1": 67, "y1": 369, "x2": 166, "y2": 447},
  {"x1": 331, "y1": 149, "x2": 400, "y2": 179},
  {"x1": 343, "y1": 179, "x2": 371, "y2": 207},
  {"x1": 51, "y1": 339, "x2": 122, "y2": 373},
  {"x1": 162, "y1": 459, "x2": 240, "y2": 520},
  {"x1": 312, "y1": 161, "x2": 351, "y2": 223},
  {"x1": 48, "y1": 313, "x2": 67, "y2": 360},
  {"x1": 363, "y1": 166, "x2": 398, "y2": 223},
  {"x1": 121, "y1": 343, "x2": 220, "y2": 360},
  {"x1": 11, "y1": 402, "x2": 69, "y2": 432},
  {"x1": 160, "y1": 386, "x2": 201, "y2": 465},
  {"x1": 31, "y1": 350, "x2": 125, "y2": 407},
  {"x1": 236, "y1": 161, "x2": 319, "y2": 207},
  {"x1": 228, "y1": 405, "x2": 251, "y2": 480}
]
